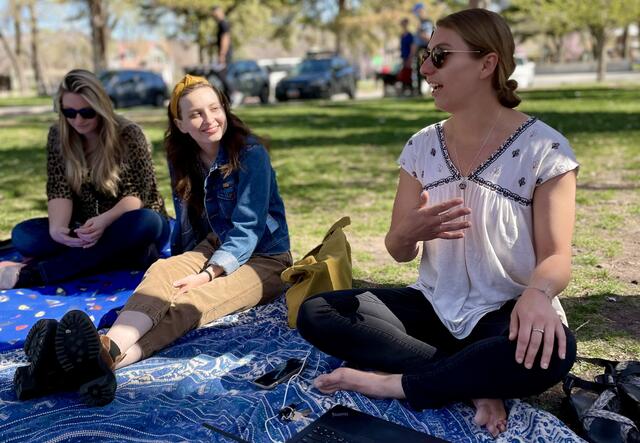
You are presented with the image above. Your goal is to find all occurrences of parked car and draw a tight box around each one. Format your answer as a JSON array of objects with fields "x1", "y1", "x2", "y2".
[
  {"x1": 98, "y1": 69, "x2": 168, "y2": 109},
  {"x1": 511, "y1": 55, "x2": 535, "y2": 89},
  {"x1": 275, "y1": 54, "x2": 357, "y2": 101},
  {"x1": 186, "y1": 59, "x2": 270, "y2": 105}
]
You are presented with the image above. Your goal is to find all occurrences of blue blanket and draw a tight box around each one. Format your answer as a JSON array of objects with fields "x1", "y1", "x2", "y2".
[
  {"x1": 0, "y1": 248, "x2": 583, "y2": 442},
  {"x1": 0, "y1": 300, "x2": 583, "y2": 442},
  {"x1": 0, "y1": 239, "x2": 174, "y2": 352}
]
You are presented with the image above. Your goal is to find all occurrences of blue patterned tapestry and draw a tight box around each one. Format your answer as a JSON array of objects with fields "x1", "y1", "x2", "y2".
[{"x1": 0, "y1": 298, "x2": 584, "y2": 443}]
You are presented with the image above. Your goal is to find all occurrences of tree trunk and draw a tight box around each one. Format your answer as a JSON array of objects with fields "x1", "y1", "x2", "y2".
[
  {"x1": 27, "y1": 1, "x2": 46, "y2": 95},
  {"x1": 0, "y1": 30, "x2": 25, "y2": 92},
  {"x1": 591, "y1": 26, "x2": 607, "y2": 82},
  {"x1": 620, "y1": 25, "x2": 629, "y2": 60},
  {"x1": 87, "y1": 0, "x2": 109, "y2": 73},
  {"x1": 334, "y1": 0, "x2": 346, "y2": 55},
  {"x1": 197, "y1": 25, "x2": 205, "y2": 64},
  {"x1": 10, "y1": 0, "x2": 26, "y2": 92}
]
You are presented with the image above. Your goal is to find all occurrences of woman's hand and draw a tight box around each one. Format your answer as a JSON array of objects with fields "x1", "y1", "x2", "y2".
[
  {"x1": 509, "y1": 289, "x2": 566, "y2": 370},
  {"x1": 49, "y1": 225, "x2": 88, "y2": 248},
  {"x1": 75, "y1": 214, "x2": 111, "y2": 248},
  {"x1": 173, "y1": 265, "x2": 223, "y2": 296},
  {"x1": 173, "y1": 272, "x2": 212, "y2": 296},
  {"x1": 398, "y1": 190, "x2": 471, "y2": 243}
]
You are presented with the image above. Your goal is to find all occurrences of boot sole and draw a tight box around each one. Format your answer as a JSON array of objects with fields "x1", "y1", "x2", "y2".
[
  {"x1": 56, "y1": 310, "x2": 102, "y2": 372},
  {"x1": 14, "y1": 319, "x2": 70, "y2": 400},
  {"x1": 55, "y1": 310, "x2": 116, "y2": 406},
  {"x1": 79, "y1": 372, "x2": 117, "y2": 407},
  {"x1": 24, "y1": 319, "x2": 58, "y2": 368},
  {"x1": 13, "y1": 366, "x2": 38, "y2": 400}
]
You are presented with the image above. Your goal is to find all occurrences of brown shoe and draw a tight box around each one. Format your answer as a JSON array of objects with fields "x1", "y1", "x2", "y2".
[{"x1": 99, "y1": 335, "x2": 125, "y2": 371}]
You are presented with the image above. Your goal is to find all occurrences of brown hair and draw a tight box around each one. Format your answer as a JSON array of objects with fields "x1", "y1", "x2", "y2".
[
  {"x1": 54, "y1": 69, "x2": 125, "y2": 195},
  {"x1": 437, "y1": 8, "x2": 521, "y2": 108},
  {"x1": 165, "y1": 82, "x2": 265, "y2": 216}
]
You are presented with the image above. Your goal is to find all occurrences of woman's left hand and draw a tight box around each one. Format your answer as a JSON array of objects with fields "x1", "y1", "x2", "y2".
[
  {"x1": 173, "y1": 272, "x2": 212, "y2": 296},
  {"x1": 75, "y1": 215, "x2": 110, "y2": 248},
  {"x1": 509, "y1": 289, "x2": 566, "y2": 370}
]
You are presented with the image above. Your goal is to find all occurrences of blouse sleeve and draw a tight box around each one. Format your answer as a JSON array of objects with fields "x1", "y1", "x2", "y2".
[
  {"x1": 46, "y1": 125, "x2": 73, "y2": 200},
  {"x1": 535, "y1": 136, "x2": 579, "y2": 187},
  {"x1": 397, "y1": 134, "x2": 420, "y2": 179},
  {"x1": 117, "y1": 123, "x2": 156, "y2": 204}
]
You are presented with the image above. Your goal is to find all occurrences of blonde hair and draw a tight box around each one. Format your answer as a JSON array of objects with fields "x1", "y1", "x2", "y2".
[
  {"x1": 437, "y1": 9, "x2": 521, "y2": 108},
  {"x1": 54, "y1": 69, "x2": 124, "y2": 196}
]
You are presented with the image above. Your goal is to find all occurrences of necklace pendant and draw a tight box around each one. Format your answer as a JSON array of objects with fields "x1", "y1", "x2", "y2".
[{"x1": 459, "y1": 180, "x2": 467, "y2": 190}]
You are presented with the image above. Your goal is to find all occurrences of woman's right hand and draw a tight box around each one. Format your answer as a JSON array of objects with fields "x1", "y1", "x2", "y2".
[
  {"x1": 397, "y1": 190, "x2": 471, "y2": 243},
  {"x1": 49, "y1": 225, "x2": 88, "y2": 248}
]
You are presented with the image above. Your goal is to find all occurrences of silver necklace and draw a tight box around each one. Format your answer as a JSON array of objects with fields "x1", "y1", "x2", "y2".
[{"x1": 449, "y1": 108, "x2": 503, "y2": 190}]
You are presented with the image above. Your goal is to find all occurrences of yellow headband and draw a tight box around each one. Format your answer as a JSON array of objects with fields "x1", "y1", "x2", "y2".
[{"x1": 169, "y1": 74, "x2": 210, "y2": 119}]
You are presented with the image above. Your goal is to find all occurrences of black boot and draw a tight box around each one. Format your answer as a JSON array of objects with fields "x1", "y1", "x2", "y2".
[
  {"x1": 55, "y1": 310, "x2": 118, "y2": 406},
  {"x1": 14, "y1": 319, "x2": 71, "y2": 400}
]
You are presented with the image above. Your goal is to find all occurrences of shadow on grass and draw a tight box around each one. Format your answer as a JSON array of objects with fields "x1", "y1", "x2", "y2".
[
  {"x1": 520, "y1": 86, "x2": 639, "y2": 102},
  {"x1": 352, "y1": 279, "x2": 405, "y2": 289},
  {"x1": 564, "y1": 292, "x2": 640, "y2": 341}
]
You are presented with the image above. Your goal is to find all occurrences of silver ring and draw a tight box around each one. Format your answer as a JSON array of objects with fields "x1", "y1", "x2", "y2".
[{"x1": 532, "y1": 328, "x2": 545, "y2": 334}]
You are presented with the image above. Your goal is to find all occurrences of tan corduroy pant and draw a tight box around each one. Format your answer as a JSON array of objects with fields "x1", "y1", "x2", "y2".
[{"x1": 121, "y1": 233, "x2": 292, "y2": 358}]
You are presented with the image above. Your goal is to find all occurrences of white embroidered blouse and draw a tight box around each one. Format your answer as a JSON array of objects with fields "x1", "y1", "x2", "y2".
[{"x1": 398, "y1": 117, "x2": 579, "y2": 338}]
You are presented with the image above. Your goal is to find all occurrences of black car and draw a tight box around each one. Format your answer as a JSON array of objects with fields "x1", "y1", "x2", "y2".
[
  {"x1": 275, "y1": 55, "x2": 357, "y2": 101},
  {"x1": 99, "y1": 69, "x2": 168, "y2": 109},
  {"x1": 186, "y1": 60, "x2": 270, "y2": 105}
]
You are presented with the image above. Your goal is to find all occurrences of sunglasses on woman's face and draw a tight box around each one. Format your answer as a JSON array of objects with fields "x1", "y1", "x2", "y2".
[
  {"x1": 61, "y1": 107, "x2": 97, "y2": 119},
  {"x1": 419, "y1": 46, "x2": 482, "y2": 69}
]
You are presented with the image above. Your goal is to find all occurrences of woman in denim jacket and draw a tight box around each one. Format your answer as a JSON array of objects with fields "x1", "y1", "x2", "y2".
[{"x1": 36, "y1": 75, "x2": 292, "y2": 406}]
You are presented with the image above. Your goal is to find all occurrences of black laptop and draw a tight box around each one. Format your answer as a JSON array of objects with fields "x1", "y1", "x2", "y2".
[{"x1": 286, "y1": 405, "x2": 449, "y2": 443}]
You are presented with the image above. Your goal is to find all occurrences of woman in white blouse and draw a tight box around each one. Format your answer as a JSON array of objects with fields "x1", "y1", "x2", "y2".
[{"x1": 297, "y1": 8, "x2": 578, "y2": 437}]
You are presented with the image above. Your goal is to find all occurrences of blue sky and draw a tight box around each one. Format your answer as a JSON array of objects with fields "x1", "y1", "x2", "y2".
[{"x1": 0, "y1": 0, "x2": 168, "y2": 40}]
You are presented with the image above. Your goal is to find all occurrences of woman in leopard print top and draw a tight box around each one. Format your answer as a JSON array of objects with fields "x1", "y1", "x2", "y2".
[{"x1": 0, "y1": 69, "x2": 169, "y2": 290}]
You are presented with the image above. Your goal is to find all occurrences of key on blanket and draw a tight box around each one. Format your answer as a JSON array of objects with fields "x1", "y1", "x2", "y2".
[{"x1": 280, "y1": 404, "x2": 311, "y2": 421}]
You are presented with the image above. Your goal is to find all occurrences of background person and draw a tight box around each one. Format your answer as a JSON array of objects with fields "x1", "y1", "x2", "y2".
[
  {"x1": 411, "y1": 2, "x2": 433, "y2": 95},
  {"x1": 34, "y1": 75, "x2": 292, "y2": 406},
  {"x1": 0, "y1": 69, "x2": 169, "y2": 291},
  {"x1": 297, "y1": 9, "x2": 578, "y2": 437},
  {"x1": 211, "y1": 5, "x2": 241, "y2": 105},
  {"x1": 399, "y1": 18, "x2": 414, "y2": 94}
]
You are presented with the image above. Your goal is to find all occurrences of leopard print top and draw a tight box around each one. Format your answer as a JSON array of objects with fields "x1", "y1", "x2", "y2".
[{"x1": 46, "y1": 121, "x2": 167, "y2": 223}]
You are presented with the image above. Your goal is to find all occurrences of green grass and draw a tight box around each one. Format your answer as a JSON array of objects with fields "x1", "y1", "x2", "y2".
[
  {"x1": 1, "y1": 86, "x2": 639, "y2": 423},
  {"x1": 0, "y1": 95, "x2": 52, "y2": 107}
]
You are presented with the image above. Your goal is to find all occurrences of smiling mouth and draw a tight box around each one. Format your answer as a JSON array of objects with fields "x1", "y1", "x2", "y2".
[{"x1": 429, "y1": 83, "x2": 443, "y2": 91}]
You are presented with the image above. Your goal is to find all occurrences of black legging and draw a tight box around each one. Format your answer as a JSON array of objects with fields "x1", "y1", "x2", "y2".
[{"x1": 297, "y1": 287, "x2": 576, "y2": 410}]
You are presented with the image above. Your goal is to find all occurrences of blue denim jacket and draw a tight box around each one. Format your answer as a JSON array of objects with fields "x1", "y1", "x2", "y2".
[{"x1": 170, "y1": 140, "x2": 290, "y2": 274}]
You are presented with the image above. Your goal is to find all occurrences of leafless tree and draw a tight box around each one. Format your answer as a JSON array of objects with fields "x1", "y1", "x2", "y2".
[
  {"x1": 26, "y1": 0, "x2": 46, "y2": 94},
  {"x1": 87, "y1": 0, "x2": 109, "y2": 72}
]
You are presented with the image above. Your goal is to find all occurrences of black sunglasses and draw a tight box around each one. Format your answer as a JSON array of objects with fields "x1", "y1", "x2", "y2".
[
  {"x1": 419, "y1": 46, "x2": 482, "y2": 69},
  {"x1": 61, "y1": 107, "x2": 97, "y2": 119}
]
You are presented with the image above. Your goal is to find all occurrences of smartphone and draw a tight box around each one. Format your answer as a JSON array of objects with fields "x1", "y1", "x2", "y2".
[
  {"x1": 69, "y1": 221, "x2": 82, "y2": 238},
  {"x1": 253, "y1": 358, "x2": 304, "y2": 389}
]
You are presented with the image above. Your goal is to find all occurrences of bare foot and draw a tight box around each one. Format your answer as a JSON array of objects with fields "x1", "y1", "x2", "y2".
[
  {"x1": 313, "y1": 367, "x2": 406, "y2": 399},
  {"x1": 472, "y1": 398, "x2": 507, "y2": 437},
  {"x1": 0, "y1": 262, "x2": 25, "y2": 290}
]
